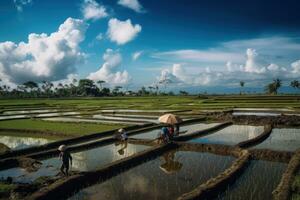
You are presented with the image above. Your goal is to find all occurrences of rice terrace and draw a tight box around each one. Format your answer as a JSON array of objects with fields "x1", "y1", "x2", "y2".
[{"x1": 1, "y1": 0, "x2": 300, "y2": 200}]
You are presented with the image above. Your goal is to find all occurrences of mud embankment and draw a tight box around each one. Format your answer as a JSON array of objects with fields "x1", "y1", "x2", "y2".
[
  {"x1": 26, "y1": 143, "x2": 177, "y2": 200},
  {"x1": 273, "y1": 149, "x2": 300, "y2": 200},
  {"x1": 177, "y1": 149, "x2": 250, "y2": 200},
  {"x1": 208, "y1": 112, "x2": 300, "y2": 127},
  {"x1": 237, "y1": 125, "x2": 273, "y2": 148}
]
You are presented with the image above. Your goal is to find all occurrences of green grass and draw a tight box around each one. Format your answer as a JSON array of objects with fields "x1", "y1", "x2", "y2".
[
  {"x1": 0, "y1": 95, "x2": 299, "y2": 111},
  {"x1": 0, "y1": 119, "x2": 123, "y2": 138}
]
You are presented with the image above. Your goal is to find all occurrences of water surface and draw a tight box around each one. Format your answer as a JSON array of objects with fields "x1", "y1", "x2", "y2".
[
  {"x1": 191, "y1": 125, "x2": 264, "y2": 145},
  {"x1": 218, "y1": 160, "x2": 286, "y2": 200},
  {"x1": 69, "y1": 151, "x2": 235, "y2": 200},
  {"x1": 252, "y1": 128, "x2": 300, "y2": 151},
  {"x1": 0, "y1": 143, "x2": 148, "y2": 183},
  {"x1": 0, "y1": 134, "x2": 51, "y2": 150}
]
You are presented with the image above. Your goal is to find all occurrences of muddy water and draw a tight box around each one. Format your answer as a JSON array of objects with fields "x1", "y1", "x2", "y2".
[
  {"x1": 69, "y1": 151, "x2": 235, "y2": 200},
  {"x1": 217, "y1": 160, "x2": 286, "y2": 200},
  {"x1": 190, "y1": 125, "x2": 264, "y2": 145},
  {"x1": 0, "y1": 134, "x2": 51, "y2": 150},
  {"x1": 131, "y1": 123, "x2": 220, "y2": 139},
  {"x1": 0, "y1": 143, "x2": 148, "y2": 183},
  {"x1": 252, "y1": 128, "x2": 300, "y2": 152}
]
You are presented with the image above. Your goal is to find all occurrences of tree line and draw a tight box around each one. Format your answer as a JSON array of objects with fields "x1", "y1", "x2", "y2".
[{"x1": 0, "y1": 78, "x2": 299, "y2": 98}]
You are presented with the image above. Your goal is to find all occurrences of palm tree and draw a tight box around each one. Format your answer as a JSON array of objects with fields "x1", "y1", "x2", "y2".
[
  {"x1": 97, "y1": 80, "x2": 105, "y2": 90},
  {"x1": 239, "y1": 81, "x2": 245, "y2": 95},
  {"x1": 290, "y1": 80, "x2": 299, "y2": 89},
  {"x1": 265, "y1": 78, "x2": 282, "y2": 95}
]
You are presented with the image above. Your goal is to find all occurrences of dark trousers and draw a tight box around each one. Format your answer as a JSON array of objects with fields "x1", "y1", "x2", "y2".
[{"x1": 60, "y1": 162, "x2": 69, "y2": 175}]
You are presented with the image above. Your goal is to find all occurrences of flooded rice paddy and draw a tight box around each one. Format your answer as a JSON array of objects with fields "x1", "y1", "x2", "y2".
[
  {"x1": 69, "y1": 151, "x2": 235, "y2": 200},
  {"x1": 131, "y1": 123, "x2": 220, "y2": 139},
  {"x1": 252, "y1": 128, "x2": 300, "y2": 151},
  {"x1": 218, "y1": 160, "x2": 287, "y2": 200},
  {"x1": 0, "y1": 134, "x2": 52, "y2": 150},
  {"x1": 0, "y1": 142, "x2": 148, "y2": 183},
  {"x1": 190, "y1": 125, "x2": 264, "y2": 145}
]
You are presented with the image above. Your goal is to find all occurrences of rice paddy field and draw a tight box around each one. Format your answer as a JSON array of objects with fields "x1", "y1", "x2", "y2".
[{"x1": 0, "y1": 95, "x2": 299, "y2": 200}]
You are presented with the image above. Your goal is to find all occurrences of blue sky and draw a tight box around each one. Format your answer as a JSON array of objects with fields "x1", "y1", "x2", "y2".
[{"x1": 0, "y1": 0, "x2": 300, "y2": 93}]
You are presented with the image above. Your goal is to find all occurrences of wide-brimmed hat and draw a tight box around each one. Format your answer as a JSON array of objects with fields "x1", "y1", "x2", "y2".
[
  {"x1": 118, "y1": 128, "x2": 125, "y2": 133},
  {"x1": 58, "y1": 145, "x2": 67, "y2": 151}
]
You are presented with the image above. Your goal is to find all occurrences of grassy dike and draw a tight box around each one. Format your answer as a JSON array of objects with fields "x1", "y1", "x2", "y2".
[{"x1": 0, "y1": 119, "x2": 124, "y2": 139}]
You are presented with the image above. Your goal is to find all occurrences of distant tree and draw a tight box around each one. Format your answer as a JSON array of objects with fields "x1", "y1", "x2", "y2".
[
  {"x1": 239, "y1": 81, "x2": 245, "y2": 95},
  {"x1": 23, "y1": 81, "x2": 38, "y2": 90},
  {"x1": 97, "y1": 80, "x2": 105, "y2": 90},
  {"x1": 78, "y1": 79, "x2": 97, "y2": 96},
  {"x1": 179, "y1": 90, "x2": 189, "y2": 96},
  {"x1": 102, "y1": 88, "x2": 110, "y2": 96},
  {"x1": 290, "y1": 80, "x2": 299, "y2": 89},
  {"x1": 112, "y1": 86, "x2": 123, "y2": 96},
  {"x1": 265, "y1": 78, "x2": 282, "y2": 95}
]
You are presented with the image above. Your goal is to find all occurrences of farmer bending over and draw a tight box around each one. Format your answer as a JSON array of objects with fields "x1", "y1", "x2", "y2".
[{"x1": 58, "y1": 145, "x2": 72, "y2": 176}]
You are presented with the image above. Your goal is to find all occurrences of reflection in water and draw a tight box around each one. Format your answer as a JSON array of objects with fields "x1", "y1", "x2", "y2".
[
  {"x1": 69, "y1": 151, "x2": 235, "y2": 200},
  {"x1": 0, "y1": 135, "x2": 51, "y2": 150},
  {"x1": 159, "y1": 151, "x2": 182, "y2": 174},
  {"x1": 132, "y1": 123, "x2": 220, "y2": 139},
  {"x1": 218, "y1": 160, "x2": 286, "y2": 200},
  {"x1": 0, "y1": 143, "x2": 148, "y2": 183},
  {"x1": 252, "y1": 128, "x2": 300, "y2": 151},
  {"x1": 191, "y1": 125, "x2": 264, "y2": 145}
]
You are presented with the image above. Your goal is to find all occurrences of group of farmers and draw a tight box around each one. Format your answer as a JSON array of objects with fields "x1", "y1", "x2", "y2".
[{"x1": 57, "y1": 113, "x2": 182, "y2": 176}]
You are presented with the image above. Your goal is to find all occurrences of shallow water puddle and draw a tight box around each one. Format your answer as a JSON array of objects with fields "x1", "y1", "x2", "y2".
[
  {"x1": 190, "y1": 125, "x2": 264, "y2": 145},
  {"x1": 131, "y1": 123, "x2": 220, "y2": 139},
  {"x1": 217, "y1": 160, "x2": 286, "y2": 200},
  {"x1": 69, "y1": 151, "x2": 235, "y2": 200},
  {"x1": 0, "y1": 134, "x2": 51, "y2": 150},
  {"x1": 0, "y1": 143, "x2": 148, "y2": 183},
  {"x1": 252, "y1": 128, "x2": 300, "y2": 151}
]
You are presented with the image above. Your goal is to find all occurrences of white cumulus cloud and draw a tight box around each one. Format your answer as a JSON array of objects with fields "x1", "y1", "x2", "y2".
[
  {"x1": 291, "y1": 60, "x2": 300, "y2": 74},
  {"x1": 244, "y1": 48, "x2": 266, "y2": 74},
  {"x1": 0, "y1": 17, "x2": 87, "y2": 84},
  {"x1": 87, "y1": 49, "x2": 131, "y2": 85},
  {"x1": 107, "y1": 18, "x2": 141, "y2": 45},
  {"x1": 117, "y1": 0, "x2": 145, "y2": 13},
  {"x1": 81, "y1": 0, "x2": 108, "y2": 21}
]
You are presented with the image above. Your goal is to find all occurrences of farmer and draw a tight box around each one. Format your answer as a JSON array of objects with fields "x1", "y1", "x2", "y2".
[
  {"x1": 168, "y1": 125, "x2": 175, "y2": 140},
  {"x1": 58, "y1": 145, "x2": 72, "y2": 176},
  {"x1": 160, "y1": 126, "x2": 170, "y2": 143},
  {"x1": 118, "y1": 128, "x2": 128, "y2": 141}
]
